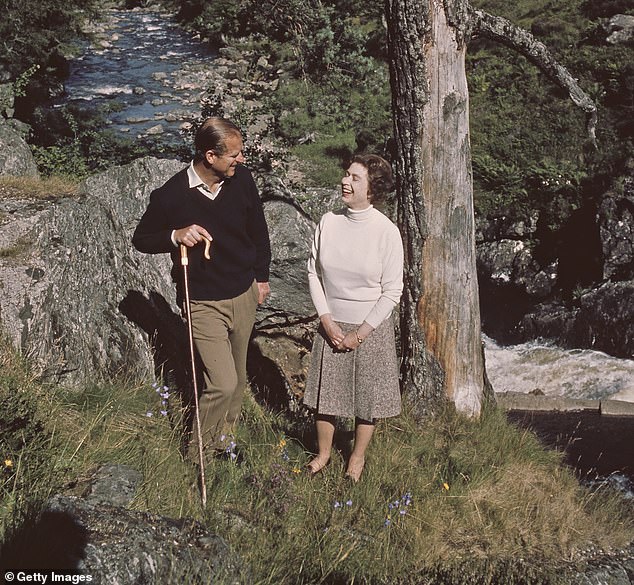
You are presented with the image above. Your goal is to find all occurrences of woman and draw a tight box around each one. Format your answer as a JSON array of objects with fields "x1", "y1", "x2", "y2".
[{"x1": 304, "y1": 153, "x2": 404, "y2": 482}]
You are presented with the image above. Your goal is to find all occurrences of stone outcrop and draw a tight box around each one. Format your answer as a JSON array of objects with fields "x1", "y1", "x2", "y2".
[
  {"x1": 0, "y1": 118, "x2": 38, "y2": 177},
  {"x1": 598, "y1": 172, "x2": 634, "y2": 281},
  {"x1": 604, "y1": 14, "x2": 634, "y2": 46},
  {"x1": 0, "y1": 464, "x2": 244, "y2": 583},
  {"x1": 516, "y1": 281, "x2": 634, "y2": 358},
  {"x1": 476, "y1": 167, "x2": 634, "y2": 356},
  {"x1": 1, "y1": 157, "x2": 185, "y2": 385},
  {"x1": 0, "y1": 157, "x2": 328, "y2": 412}
]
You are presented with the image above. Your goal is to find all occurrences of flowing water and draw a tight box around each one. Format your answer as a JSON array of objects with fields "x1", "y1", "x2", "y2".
[
  {"x1": 485, "y1": 335, "x2": 634, "y2": 493},
  {"x1": 484, "y1": 334, "x2": 634, "y2": 403},
  {"x1": 53, "y1": 8, "x2": 213, "y2": 148}
]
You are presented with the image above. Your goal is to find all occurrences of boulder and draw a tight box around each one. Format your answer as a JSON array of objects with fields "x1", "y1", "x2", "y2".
[
  {"x1": 0, "y1": 464, "x2": 244, "y2": 583},
  {"x1": 516, "y1": 281, "x2": 634, "y2": 359},
  {"x1": 604, "y1": 14, "x2": 634, "y2": 46},
  {"x1": 0, "y1": 82, "x2": 15, "y2": 118},
  {"x1": 0, "y1": 157, "x2": 323, "y2": 408},
  {"x1": 477, "y1": 239, "x2": 555, "y2": 298},
  {"x1": 476, "y1": 169, "x2": 634, "y2": 348},
  {"x1": 598, "y1": 173, "x2": 634, "y2": 281},
  {"x1": 0, "y1": 157, "x2": 185, "y2": 385},
  {"x1": 0, "y1": 120, "x2": 38, "y2": 177}
]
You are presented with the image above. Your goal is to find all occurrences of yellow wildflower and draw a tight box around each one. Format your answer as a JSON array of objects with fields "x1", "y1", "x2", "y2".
[
  {"x1": 4, "y1": 459, "x2": 12, "y2": 468},
  {"x1": 443, "y1": 482, "x2": 450, "y2": 491}
]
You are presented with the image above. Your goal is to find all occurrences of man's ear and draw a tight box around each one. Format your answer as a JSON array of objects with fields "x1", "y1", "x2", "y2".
[{"x1": 204, "y1": 150, "x2": 216, "y2": 164}]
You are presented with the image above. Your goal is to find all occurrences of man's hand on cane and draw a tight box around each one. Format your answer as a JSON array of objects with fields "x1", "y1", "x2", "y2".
[{"x1": 174, "y1": 224, "x2": 213, "y2": 248}]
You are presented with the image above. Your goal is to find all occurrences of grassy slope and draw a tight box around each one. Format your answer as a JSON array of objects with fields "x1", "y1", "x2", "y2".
[{"x1": 0, "y1": 337, "x2": 632, "y2": 584}]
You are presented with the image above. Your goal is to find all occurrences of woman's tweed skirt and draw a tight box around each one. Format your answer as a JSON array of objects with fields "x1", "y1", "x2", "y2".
[{"x1": 303, "y1": 317, "x2": 401, "y2": 421}]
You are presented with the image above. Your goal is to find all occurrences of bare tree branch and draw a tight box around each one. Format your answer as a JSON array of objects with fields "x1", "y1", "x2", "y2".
[{"x1": 472, "y1": 8, "x2": 598, "y2": 149}]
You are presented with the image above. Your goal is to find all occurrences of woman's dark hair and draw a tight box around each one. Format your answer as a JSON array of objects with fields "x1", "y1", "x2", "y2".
[
  {"x1": 194, "y1": 117, "x2": 242, "y2": 161},
  {"x1": 349, "y1": 154, "x2": 394, "y2": 203}
]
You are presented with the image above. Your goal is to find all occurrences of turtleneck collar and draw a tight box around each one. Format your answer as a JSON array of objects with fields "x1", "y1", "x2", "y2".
[{"x1": 344, "y1": 204, "x2": 374, "y2": 222}]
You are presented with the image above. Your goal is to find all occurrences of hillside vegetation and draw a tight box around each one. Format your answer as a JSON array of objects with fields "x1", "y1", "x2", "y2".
[{"x1": 1, "y1": 336, "x2": 632, "y2": 583}]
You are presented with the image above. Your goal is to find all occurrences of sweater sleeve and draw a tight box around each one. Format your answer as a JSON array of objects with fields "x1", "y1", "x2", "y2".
[
  {"x1": 244, "y1": 169, "x2": 271, "y2": 282},
  {"x1": 362, "y1": 224, "x2": 404, "y2": 329},
  {"x1": 132, "y1": 189, "x2": 178, "y2": 254},
  {"x1": 307, "y1": 218, "x2": 331, "y2": 317}
]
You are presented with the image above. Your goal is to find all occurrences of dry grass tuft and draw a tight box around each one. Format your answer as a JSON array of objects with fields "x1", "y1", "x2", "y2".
[{"x1": 0, "y1": 175, "x2": 79, "y2": 200}]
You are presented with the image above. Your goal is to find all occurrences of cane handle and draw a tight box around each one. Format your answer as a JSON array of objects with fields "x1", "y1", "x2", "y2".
[
  {"x1": 202, "y1": 235, "x2": 211, "y2": 260},
  {"x1": 179, "y1": 236, "x2": 211, "y2": 264}
]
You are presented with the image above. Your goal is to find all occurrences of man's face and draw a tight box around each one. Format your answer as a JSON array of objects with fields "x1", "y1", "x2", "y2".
[{"x1": 208, "y1": 133, "x2": 245, "y2": 179}]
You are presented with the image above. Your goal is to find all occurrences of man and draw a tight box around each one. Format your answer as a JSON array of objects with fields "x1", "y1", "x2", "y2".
[{"x1": 133, "y1": 117, "x2": 271, "y2": 462}]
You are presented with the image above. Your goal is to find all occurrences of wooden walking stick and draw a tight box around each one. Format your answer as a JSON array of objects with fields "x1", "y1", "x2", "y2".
[{"x1": 180, "y1": 236, "x2": 212, "y2": 508}]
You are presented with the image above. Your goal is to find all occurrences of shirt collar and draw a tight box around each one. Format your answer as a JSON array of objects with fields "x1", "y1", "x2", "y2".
[{"x1": 187, "y1": 162, "x2": 224, "y2": 199}]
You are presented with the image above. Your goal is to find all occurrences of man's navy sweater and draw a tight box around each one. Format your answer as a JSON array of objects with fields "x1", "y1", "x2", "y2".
[{"x1": 132, "y1": 164, "x2": 271, "y2": 303}]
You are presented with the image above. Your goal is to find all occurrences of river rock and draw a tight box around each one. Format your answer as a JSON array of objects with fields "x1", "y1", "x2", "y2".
[
  {"x1": 571, "y1": 544, "x2": 634, "y2": 585},
  {"x1": 144, "y1": 123, "x2": 164, "y2": 135},
  {"x1": 516, "y1": 281, "x2": 634, "y2": 358}
]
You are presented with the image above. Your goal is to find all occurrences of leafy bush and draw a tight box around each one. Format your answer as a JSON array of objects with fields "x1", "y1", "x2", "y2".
[
  {"x1": 0, "y1": 0, "x2": 99, "y2": 78},
  {"x1": 28, "y1": 105, "x2": 151, "y2": 179},
  {"x1": 468, "y1": 0, "x2": 633, "y2": 235}
]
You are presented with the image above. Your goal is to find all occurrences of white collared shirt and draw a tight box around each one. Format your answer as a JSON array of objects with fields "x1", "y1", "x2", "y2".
[{"x1": 187, "y1": 162, "x2": 224, "y2": 200}]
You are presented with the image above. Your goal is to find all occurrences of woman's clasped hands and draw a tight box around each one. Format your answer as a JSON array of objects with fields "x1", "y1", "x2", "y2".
[{"x1": 320, "y1": 314, "x2": 361, "y2": 352}]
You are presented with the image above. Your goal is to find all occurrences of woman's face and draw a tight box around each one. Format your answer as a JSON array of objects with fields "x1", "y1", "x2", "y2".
[{"x1": 341, "y1": 162, "x2": 371, "y2": 210}]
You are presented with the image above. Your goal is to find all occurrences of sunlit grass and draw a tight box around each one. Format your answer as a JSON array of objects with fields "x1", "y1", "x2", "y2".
[
  {"x1": 0, "y1": 174, "x2": 79, "y2": 200},
  {"x1": 1, "y1": 335, "x2": 632, "y2": 584}
]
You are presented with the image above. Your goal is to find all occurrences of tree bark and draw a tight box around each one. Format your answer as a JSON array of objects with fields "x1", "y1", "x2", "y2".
[{"x1": 386, "y1": 0, "x2": 485, "y2": 418}]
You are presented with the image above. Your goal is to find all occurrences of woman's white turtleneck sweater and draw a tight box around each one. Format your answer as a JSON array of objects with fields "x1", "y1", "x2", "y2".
[{"x1": 307, "y1": 205, "x2": 404, "y2": 328}]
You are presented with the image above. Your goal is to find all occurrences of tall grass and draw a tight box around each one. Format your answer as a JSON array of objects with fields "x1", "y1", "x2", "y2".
[{"x1": 0, "y1": 336, "x2": 631, "y2": 584}]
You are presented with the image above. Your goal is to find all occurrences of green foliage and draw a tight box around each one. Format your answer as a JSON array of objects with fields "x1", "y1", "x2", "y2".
[
  {"x1": 12, "y1": 65, "x2": 41, "y2": 99},
  {"x1": 177, "y1": 0, "x2": 384, "y2": 82},
  {"x1": 468, "y1": 0, "x2": 633, "y2": 236},
  {"x1": 0, "y1": 0, "x2": 100, "y2": 107},
  {"x1": 264, "y1": 71, "x2": 392, "y2": 185},
  {"x1": 581, "y1": 0, "x2": 634, "y2": 18},
  {"x1": 0, "y1": 339, "x2": 58, "y2": 541},
  {"x1": 29, "y1": 105, "x2": 150, "y2": 179}
]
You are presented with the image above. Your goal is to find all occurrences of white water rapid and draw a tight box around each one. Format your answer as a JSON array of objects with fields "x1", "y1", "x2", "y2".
[{"x1": 484, "y1": 334, "x2": 634, "y2": 403}]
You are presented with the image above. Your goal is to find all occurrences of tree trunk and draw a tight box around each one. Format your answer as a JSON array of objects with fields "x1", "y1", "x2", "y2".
[
  {"x1": 385, "y1": 0, "x2": 597, "y2": 418},
  {"x1": 386, "y1": 0, "x2": 485, "y2": 418}
]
